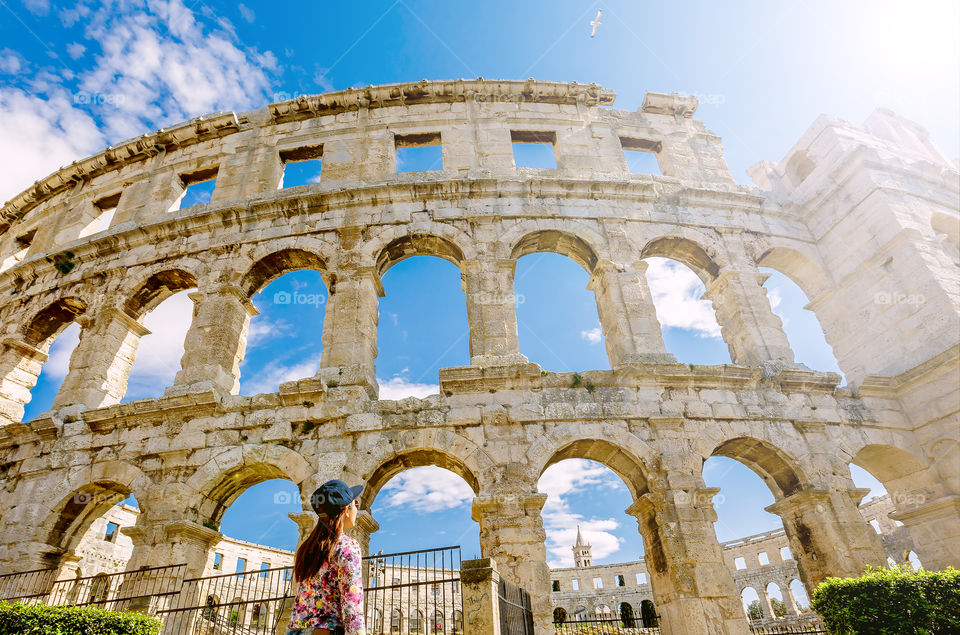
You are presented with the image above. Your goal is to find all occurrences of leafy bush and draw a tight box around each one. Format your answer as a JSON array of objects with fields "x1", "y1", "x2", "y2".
[
  {"x1": 0, "y1": 601, "x2": 161, "y2": 634},
  {"x1": 811, "y1": 565, "x2": 960, "y2": 634}
]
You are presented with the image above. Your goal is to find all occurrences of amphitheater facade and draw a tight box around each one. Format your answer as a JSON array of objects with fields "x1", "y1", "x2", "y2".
[{"x1": 0, "y1": 79, "x2": 957, "y2": 635}]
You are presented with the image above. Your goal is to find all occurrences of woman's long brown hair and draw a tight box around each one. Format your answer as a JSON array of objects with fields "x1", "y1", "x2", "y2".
[{"x1": 293, "y1": 508, "x2": 348, "y2": 582}]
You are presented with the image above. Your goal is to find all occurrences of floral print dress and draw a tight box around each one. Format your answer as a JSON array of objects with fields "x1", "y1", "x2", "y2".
[{"x1": 288, "y1": 533, "x2": 366, "y2": 634}]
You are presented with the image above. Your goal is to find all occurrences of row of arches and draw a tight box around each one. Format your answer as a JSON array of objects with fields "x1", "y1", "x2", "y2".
[
  {"x1": 5, "y1": 227, "x2": 841, "y2": 424},
  {"x1": 553, "y1": 600, "x2": 659, "y2": 626},
  {"x1": 8, "y1": 417, "x2": 948, "y2": 633}
]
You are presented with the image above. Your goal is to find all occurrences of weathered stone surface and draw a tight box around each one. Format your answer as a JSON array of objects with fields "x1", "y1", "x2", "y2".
[{"x1": 0, "y1": 80, "x2": 957, "y2": 635}]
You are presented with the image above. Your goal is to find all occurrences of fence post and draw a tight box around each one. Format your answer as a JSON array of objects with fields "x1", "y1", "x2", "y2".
[{"x1": 461, "y1": 558, "x2": 502, "y2": 635}]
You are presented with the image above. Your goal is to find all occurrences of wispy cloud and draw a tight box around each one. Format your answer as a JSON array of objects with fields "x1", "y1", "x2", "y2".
[
  {"x1": 580, "y1": 326, "x2": 603, "y2": 345},
  {"x1": 377, "y1": 376, "x2": 439, "y2": 400},
  {"x1": 644, "y1": 257, "x2": 722, "y2": 338},
  {"x1": 123, "y1": 291, "x2": 194, "y2": 400},
  {"x1": 240, "y1": 352, "x2": 324, "y2": 396},
  {"x1": 538, "y1": 459, "x2": 626, "y2": 567},
  {"x1": 374, "y1": 466, "x2": 473, "y2": 514}
]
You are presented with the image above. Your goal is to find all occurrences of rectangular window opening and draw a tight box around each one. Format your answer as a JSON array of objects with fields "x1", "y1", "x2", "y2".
[
  {"x1": 395, "y1": 132, "x2": 443, "y2": 173},
  {"x1": 213, "y1": 553, "x2": 223, "y2": 570},
  {"x1": 80, "y1": 192, "x2": 121, "y2": 237},
  {"x1": 511, "y1": 130, "x2": 557, "y2": 169},
  {"x1": 620, "y1": 137, "x2": 663, "y2": 175},
  {"x1": 175, "y1": 166, "x2": 219, "y2": 210},
  {"x1": 571, "y1": 579, "x2": 579, "y2": 591},
  {"x1": 280, "y1": 144, "x2": 324, "y2": 188},
  {"x1": 734, "y1": 556, "x2": 747, "y2": 570},
  {"x1": 235, "y1": 557, "x2": 247, "y2": 576},
  {"x1": 758, "y1": 552, "x2": 770, "y2": 566},
  {"x1": 780, "y1": 546, "x2": 792, "y2": 561},
  {"x1": 616, "y1": 574, "x2": 626, "y2": 587},
  {"x1": 259, "y1": 562, "x2": 270, "y2": 578},
  {"x1": 635, "y1": 572, "x2": 647, "y2": 585},
  {"x1": 552, "y1": 580, "x2": 560, "y2": 591},
  {"x1": 104, "y1": 522, "x2": 119, "y2": 542},
  {"x1": 593, "y1": 577, "x2": 603, "y2": 589},
  {"x1": 15, "y1": 229, "x2": 36, "y2": 250}
]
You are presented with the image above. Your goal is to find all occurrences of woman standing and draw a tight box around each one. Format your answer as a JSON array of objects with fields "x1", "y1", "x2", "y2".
[{"x1": 287, "y1": 479, "x2": 366, "y2": 635}]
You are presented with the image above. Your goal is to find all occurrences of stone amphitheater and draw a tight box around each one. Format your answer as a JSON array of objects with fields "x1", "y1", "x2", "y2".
[{"x1": 0, "y1": 79, "x2": 956, "y2": 635}]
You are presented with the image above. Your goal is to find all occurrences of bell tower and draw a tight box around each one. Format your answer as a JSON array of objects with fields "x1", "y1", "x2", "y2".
[{"x1": 573, "y1": 525, "x2": 593, "y2": 568}]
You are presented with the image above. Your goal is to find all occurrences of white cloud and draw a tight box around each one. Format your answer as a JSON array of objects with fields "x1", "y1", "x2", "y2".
[
  {"x1": 41, "y1": 322, "x2": 82, "y2": 380},
  {"x1": 765, "y1": 286, "x2": 790, "y2": 328},
  {"x1": 580, "y1": 327, "x2": 603, "y2": 345},
  {"x1": 0, "y1": 88, "x2": 105, "y2": 202},
  {"x1": 0, "y1": 0, "x2": 278, "y2": 204},
  {"x1": 123, "y1": 291, "x2": 194, "y2": 399},
  {"x1": 375, "y1": 466, "x2": 474, "y2": 513},
  {"x1": 240, "y1": 352, "x2": 324, "y2": 396},
  {"x1": 246, "y1": 316, "x2": 294, "y2": 347},
  {"x1": 0, "y1": 49, "x2": 24, "y2": 74},
  {"x1": 643, "y1": 257, "x2": 722, "y2": 338},
  {"x1": 66, "y1": 42, "x2": 87, "y2": 59},
  {"x1": 237, "y1": 3, "x2": 255, "y2": 23},
  {"x1": 377, "y1": 376, "x2": 439, "y2": 400},
  {"x1": 538, "y1": 459, "x2": 626, "y2": 567},
  {"x1": 23, "y1": 0, "x2": 50, "y2": 16}
]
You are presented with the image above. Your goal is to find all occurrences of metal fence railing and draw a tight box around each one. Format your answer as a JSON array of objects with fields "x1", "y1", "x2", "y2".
[
  {"x1": 364, "y1": 545, "x2": 462, "y2": 634},
  {"x1": 497, "y1": 573, "x2": 534, "y2": 635},
  {"x1": 0, "y1": 564, "x2": 185, "y2": 613},
  {"x1": 553, "y1": 617, "x2": 661, "y2": 634},
  {"x1": 155, "y1": 565, "x2": 293, "y2": 634}
]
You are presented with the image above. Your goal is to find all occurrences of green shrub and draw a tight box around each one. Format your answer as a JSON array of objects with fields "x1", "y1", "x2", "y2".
[
  {"x1": 0, "y1": 601, "x2": 162, "y2": 635},
  {"x1": 811, "y1": 565, "x2": 960, "y2": 634}
]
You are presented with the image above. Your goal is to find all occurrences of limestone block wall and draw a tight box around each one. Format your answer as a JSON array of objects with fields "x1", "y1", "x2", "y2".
[{"x1": 0, "y1": 79, "x2": 956, "y2": 635}]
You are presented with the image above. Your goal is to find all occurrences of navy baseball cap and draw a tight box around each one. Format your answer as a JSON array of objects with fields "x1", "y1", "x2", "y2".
[{"x1": 310, "y1": 479, "x2": 364, "y2": 518}]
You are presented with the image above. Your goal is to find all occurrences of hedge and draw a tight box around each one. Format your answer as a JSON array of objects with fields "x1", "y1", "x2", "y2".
[
  {"x1": 811, "y1": 565, "x2": 960, "y2": 634},
  {"x1": 0, "y1": 602, "x2": 162, "y2": 635}
]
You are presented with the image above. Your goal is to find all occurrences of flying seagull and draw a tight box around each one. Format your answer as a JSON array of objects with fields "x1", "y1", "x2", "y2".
[{"x1": 590, "y1": 9, "x2": 602, "y2": 37}]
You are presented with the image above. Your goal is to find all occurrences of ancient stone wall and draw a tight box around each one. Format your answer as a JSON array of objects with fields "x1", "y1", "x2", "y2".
[{"x1": 0, "y1": 79, "x2": 956, "y2": 635}]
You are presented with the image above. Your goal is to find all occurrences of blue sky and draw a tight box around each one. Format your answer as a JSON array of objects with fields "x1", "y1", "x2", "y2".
[{"x1": 4, "y1": 0, "x2": 954, "y2": 567}]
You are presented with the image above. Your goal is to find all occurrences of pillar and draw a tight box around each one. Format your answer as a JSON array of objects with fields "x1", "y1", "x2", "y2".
[
  {"x1": 587, "y1": 259, "x2": 677, "y2": 367},
  {"x1": 319, "y1": 265, "x2": 382, "y2": 396},
  {"x1": 625, "y1": 489, "x2": 750, "y2": 635},
  {"x1": 889, "y1": 495, "x2": 960, "y2": 571},
  {"x1": 759, "y1": 588, "x2": 774, "y2": 620},
  {"x1": 701, "y1": 268, "x2": 795, "y2": 367},
  {"x1": 765, "y1": 488, "x2": 887, "y2": 589},
  {"x1": 0, "y1": 337, "x2": 47, "y2": 426},
  {"x1": 51, "y1": 309, "x2": 150, "y2": 411},
  {"x1": 167, "y1": 285, "x2": 258, "y2": 396},
  {"x1": 781, "y1": 580, "x2": 800, "y2": 616},
  {"x1": 460, "y1": 558, "x2": 503, "y2": 635},
  {"x1": 462, "y1": 259, "x2": 527, "y2": 366},
  {"x1": 472, "y1": 491, "x2": 551, "y2": 635}
]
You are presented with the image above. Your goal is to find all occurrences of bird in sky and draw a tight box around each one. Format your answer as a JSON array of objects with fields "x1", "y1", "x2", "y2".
[{"x1": 590, "y1": 9, "x2": 603, "y2": 37}]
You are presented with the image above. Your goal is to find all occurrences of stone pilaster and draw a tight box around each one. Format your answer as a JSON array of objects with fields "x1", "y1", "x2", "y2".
[
  {"x1": 52, "y1": 309, "x2": 150, "y2": 410},
  {"x1": 167, "y1": 285, "x2": 258, "y2": 396},
  {"x1": 462, "y1": 259, "x2": 528, "y2": 366},
  {"x1": 765, "y1": 488, "x2": 886, "y2": 588},
  {"x1": 889, "y1": 495, "x2": 960, "y2": 571},
  {"x1": 472, "y1": 491, "x2": 552, "y2": 635},
  {"x1": 348, "y1": 510, "x2": 379, "y2": 587},
  {"x1": 587, "y1": 259, "x2": 677, "y2": 367},
  {"x1": 460, "y1": 558, "x2": 503, "y2": 635},
  {"x1": 781, "y1": 582, "x2": 800, "y2": 616},
  {"x1": 625, "y1": 489, "x2": 750, "y2": 635},
  {"x1": 318, "y1": 265, "x2": 382, "y2": 397},
  {"x1": 0, "y1": 337, "x2": 48, "y2": 426},
  {"x1": 701, "y1": 268, "x2": 795, "y2": 367}
]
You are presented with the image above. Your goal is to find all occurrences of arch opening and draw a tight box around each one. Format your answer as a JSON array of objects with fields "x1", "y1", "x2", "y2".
[
  {"x1": 510, "y1": 230, "x2": 599, "y2": 273},
  {"x1": 240, "y1": 248, "x2": 328, "y2": 298}
]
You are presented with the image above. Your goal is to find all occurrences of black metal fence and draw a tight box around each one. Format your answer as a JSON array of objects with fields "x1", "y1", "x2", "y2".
[
  {"x1": 155, "y1": 564, "x2": 292, "y2": 634},
  {"x1": 0, "y1": 564, "x2": 185, "y2": 613},
  {"x1": 364, "y1": 545, "x2": 463, "y2": 634},
  {"x1": 497, "y1": 573, "x2": 534, "y2": 635},
  {"x1": 553, "y1": 617, "x2": 661, "y2": 634}
]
